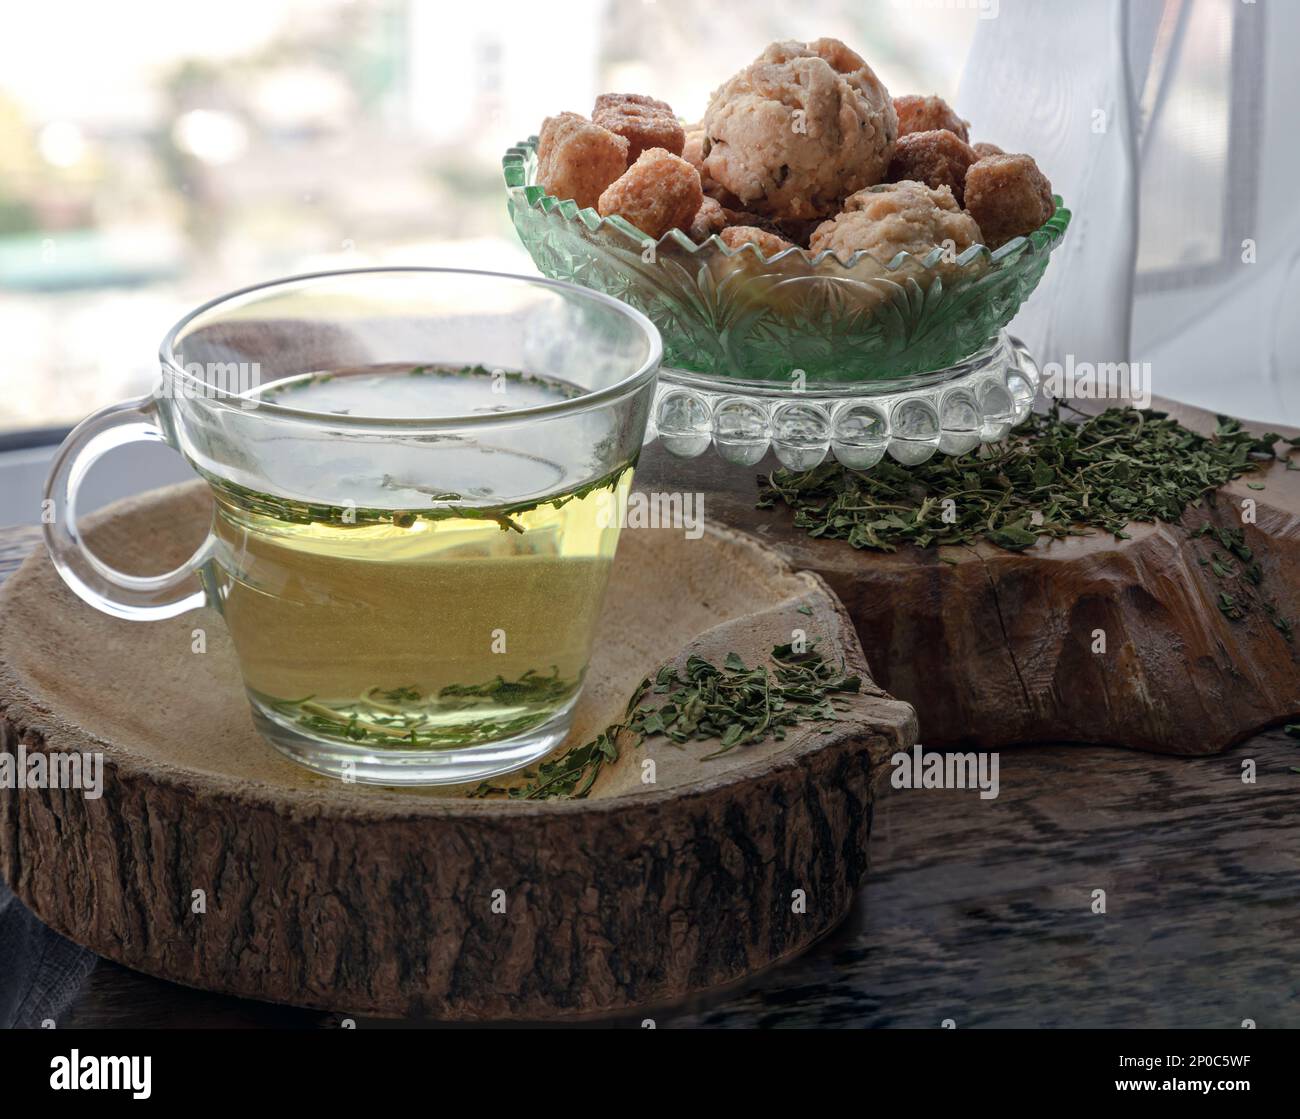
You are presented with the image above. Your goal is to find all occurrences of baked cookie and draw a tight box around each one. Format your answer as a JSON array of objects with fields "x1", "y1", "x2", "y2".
[
  {"x1": 719, "y1": 226, "x2": 795, "y2": 256},
  {"x1": 887, "y1": 129, "x2": 978, "y2": 205},
  {"x1": 593, "y1": 93, "x2": 685, "y2": 161},
  {"x1": 701, "y1": 37, "x2": 897, "y2": 221},
  {"x1": 893, "y1": 94, "x2": 970, "y2": 142},
  {"x1": 688, "y1": 195, "x2": 728, "y2": 241},
  {"x1": 683, "y1": 128, "x2": 740, "y2": 204},
  {"x1": 682, "y1": 127, "x2": 707, "y2": 175},
  {"x1": 536, "y1": 112, "x2": 629, "y2": 210},
  {"x1": 598, "y1": 147, "x2": 704, "y2": 240},
  {"x1": 964, "y1": 153, "x2": 1055, "y2": 248},
  {"x1": 811, "y1": 180, "x2": 982, "y2": 265}
]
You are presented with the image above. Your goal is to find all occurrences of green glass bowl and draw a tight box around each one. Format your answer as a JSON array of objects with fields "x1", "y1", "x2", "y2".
[{"x1": 504, "y1": 136, "x2": 1070, "y2": 384}]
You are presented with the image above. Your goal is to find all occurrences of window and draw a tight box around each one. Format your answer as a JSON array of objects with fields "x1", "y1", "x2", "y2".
[{"x1": 0, "y1": 0, "x2": 978, "y2": 436}]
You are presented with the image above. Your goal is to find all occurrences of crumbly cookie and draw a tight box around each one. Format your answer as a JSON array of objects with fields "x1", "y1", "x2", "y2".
[
  {"x1": 701, "y1": 37, "x2": 897, "y2": 220},
  {"x1": 893, "y1": 94, "x2": 970, "y2": 142},
  {"x1": 593, "y1": 93, "x2": 685, "y2": 161},
  {"x1": 719, "y1": 226, "x2": 795, "y2": 256},
  {"x1": 683, "y1": 128, "x2": 739, "y2": 204},
  {"x1": 887, "y1": 129, "x2": 978, "y2": 205},
  {"x1": 963, "y1": 153, "x2": 1055, "y2": 248},
  {"x1": 595, "y1": 91, "x2": 674, "y2": 116},
  {"x1": 688, "y1": 195, "x2": 729, "y2": 241},
  {"x1": 536, "y1": 112, "x2": 629, "y2": 210},
  {"x1": 682, "y1": 128, "x2": 707, "y2": 175},
  {"x1": 811, "y1": 180, "x2": 982, "y2": 265},
  {"x1": 598, "y1": 147, "x2": 704, "y2": 240},
  {"x1": 972, "y1": 140, "x2": 1004, "y2": 158}
]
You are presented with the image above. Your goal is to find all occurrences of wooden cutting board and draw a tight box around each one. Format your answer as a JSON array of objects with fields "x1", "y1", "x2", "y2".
[{"x1": 0, "y1": 482, "x2": 916, "y2": 1020}]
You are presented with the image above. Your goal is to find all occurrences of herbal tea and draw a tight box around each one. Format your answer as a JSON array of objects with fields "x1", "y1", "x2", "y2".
[
  {"x1": 46, "y1": 268, "x2": 658, "y2": 785},
  {"x1": 205, "y1": 364, "x2": 632, "y2": 761}
]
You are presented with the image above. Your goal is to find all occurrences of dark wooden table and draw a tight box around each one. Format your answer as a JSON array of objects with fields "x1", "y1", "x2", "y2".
[{"x1": 4, "y1": 522, "x2": 1299, "y2": 1029}]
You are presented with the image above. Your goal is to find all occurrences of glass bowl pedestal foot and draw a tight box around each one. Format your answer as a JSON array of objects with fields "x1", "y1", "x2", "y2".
[{"x1": 648, "y1": 331, "x2": 1041, "y2": 470}]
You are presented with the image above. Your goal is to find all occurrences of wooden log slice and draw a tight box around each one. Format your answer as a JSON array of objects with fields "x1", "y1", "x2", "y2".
[
  {"x1": 636, "y1": 399, "x2": 1299, "y2": 755},
  {"x1": 0, "y1": 483, "x2": 916, "y2": 1020}
]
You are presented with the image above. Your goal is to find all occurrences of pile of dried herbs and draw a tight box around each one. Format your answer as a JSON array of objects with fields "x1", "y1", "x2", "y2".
[
  {"x1": 469, "y1": 641, "x2": 860, "y2": 800},
  {"x1": 757, "y1": 404, "x2": 1297, "y2": 553}
]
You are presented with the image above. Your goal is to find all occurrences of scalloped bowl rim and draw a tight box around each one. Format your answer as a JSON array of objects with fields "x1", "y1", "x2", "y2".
[{"x1": 504, "y1": 136, "x2": 1071, "y2": 275}]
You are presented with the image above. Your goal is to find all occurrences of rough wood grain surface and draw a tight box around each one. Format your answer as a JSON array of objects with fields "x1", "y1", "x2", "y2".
[
  {"x1": 657, "y1": 727, "x2": 1300, "y2": 1029},
  {"x1": 3, "y1": 511, "x2": 1298, "y2": 1028},
  {"x1": 636, "y1": 399, "x2": 1300, "y2": 755},
  {"x1": 51, "y1": 729, "x2": 1300, "y2": 1029},
  {"x1": 0, "y1": 486, "x2": 915, "y2": 1021}
]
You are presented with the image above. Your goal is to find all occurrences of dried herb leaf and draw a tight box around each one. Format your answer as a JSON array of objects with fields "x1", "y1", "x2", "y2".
[
  {"x1": 758, "y1": 403, "x2": 1296, "y2": 639},
  {"x1": 469, "y1": 642, "x2": 859, "y2": 800},
  {"x1": 758, "y1": 403, "x2": 1292, "y2": 554}
]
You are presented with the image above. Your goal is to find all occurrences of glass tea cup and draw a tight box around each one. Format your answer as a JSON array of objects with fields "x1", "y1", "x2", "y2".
[{"x1": 44, "y1": 268, "x2": 661, "y2": 785}]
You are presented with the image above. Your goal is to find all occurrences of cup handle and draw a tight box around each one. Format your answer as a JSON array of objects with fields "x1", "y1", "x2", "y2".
[{"x1": 43, "y1": 396, "x2": 212, "y2": 620}]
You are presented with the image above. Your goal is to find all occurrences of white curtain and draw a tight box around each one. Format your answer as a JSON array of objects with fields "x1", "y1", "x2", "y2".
[{"x1": 959, "y1": 0, "x2": 1297, "y2": 425}]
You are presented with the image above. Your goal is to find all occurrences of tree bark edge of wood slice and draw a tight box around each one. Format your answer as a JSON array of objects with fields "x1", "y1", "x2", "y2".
[
  {"x1": 635, "y1": 399, "x2": 1300, "y2": 756},
  {"x1": 0, "y1": 483, "x2": 916, "y2": 1020}
]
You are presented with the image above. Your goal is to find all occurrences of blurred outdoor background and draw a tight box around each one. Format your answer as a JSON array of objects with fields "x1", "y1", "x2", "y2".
[{"x1": 0, "y1": 0, "x2": 981, "y2": 435}]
